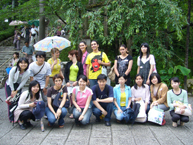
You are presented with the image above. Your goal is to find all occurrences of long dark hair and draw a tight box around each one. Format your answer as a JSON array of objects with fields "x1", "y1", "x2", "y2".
[
  {"x1": 134, "y1": 74, "x2": 145, "y2": 89},
  {"x1": 16, "y1": 57, "x2": 29, "y2": 72},
  {"x1": 29, "y1": 80, "x2": 40, "y2": 100},
  {"x1": 150, "y1": 73, "x2": 162, "y2": 85},
  {"x1": 139, "y1": 42, "x2": 150, "y2": 59},
  {"x1": 77, "y1": 41, "x2": 87, "y2": 62}
]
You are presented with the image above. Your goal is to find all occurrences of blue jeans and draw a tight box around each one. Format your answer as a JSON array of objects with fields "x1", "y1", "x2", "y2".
[
  {"x1": 89, "y1": 79, "x2": 98, "y2": 88},
  {"x1": 153, "y1": 104, "x2": 169, "y2": 112},
  {"x1": 73, "y1": 108, "x2": 92, "y2": 125},
  {"x1": 45, "y1": 107, "x2": 67, "y2": 126},
  {"x1": 114, "y1": 106, "x2": 126, "y2": 121},
  {"x1": 92, "y1": 102, "x2": 113, "y2": 122}
]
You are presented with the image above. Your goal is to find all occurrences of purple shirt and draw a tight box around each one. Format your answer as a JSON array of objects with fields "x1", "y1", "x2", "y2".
[{"x1": 82, "y1": 51, "x2": 88, "y2": 76}]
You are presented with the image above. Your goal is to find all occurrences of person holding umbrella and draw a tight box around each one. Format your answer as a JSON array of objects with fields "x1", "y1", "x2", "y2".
[{"x1": 47, "y1": 48, "x2": 64, "y2": 86}]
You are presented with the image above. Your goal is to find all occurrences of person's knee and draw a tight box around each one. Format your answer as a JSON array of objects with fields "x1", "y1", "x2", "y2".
[
  {"x1": 116, "y1": 114, "x2": 123, "y2": 121},
  {"x1": 61, "y1": 108, "x2": 67, "y2": 117},
  {"x1": 93, "y1": 108, "x2": 101, "y2": 116},
  {"x1": 48, "y1": 116, "x2": 56, "y2": 124},
  {"x1": 73, "y1": 109, "x2": 81, "y2": 119},
  {"x1": 181, "y1": 117, "x2": 189, "y2": 123}
]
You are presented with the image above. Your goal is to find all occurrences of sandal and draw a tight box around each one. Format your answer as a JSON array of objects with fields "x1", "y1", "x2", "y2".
[{"x1": 69, "y1": 114, "x2": 73, "y2": 119}]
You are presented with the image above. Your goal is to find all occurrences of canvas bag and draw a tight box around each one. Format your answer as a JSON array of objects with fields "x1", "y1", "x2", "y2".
[
  {"x1": 108, "y1": 66, "x2": 115, "y2": 82},
  {"x1": 148, "y1": 107, "x2": 164, "y2": 125},
  {"x1": 174, "y1": 101, "x2": 192, "y2": 116},
  {"x1": 135, "y1": 99, "x2": 147, "y2": 122}
]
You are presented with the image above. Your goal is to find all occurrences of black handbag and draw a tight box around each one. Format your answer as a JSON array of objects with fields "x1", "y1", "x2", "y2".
[{"x1": 53, "y1": 85, "x2": 70, "y2": 108}]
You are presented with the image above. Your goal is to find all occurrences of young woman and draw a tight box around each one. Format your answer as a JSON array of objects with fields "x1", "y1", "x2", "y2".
[
  {"x1": 167, "y1": 77, "x2": 189, "y2": 127},
  {"x1": 131, "y1": 74, "x2": 150, "y2": 114},
  {"x1": 113, "y1": 75, "x2": 132, "y2": 122},
  {"x1": 78, "y1": 41, "x2": 89, "y2": 76},
  {"x1": 150, "y1": 73, "x2": 169, "y2": 125},
  {"x1": 64, "y1": 50, "x2": 83, "y2": 118},
  {"x1": 114, "y1": 44, "x2": 133, "y2": 86},
  {"x1": 85, "y1": 40, "x2": 111, "y2": 88},
  {"x1": 45, "y1": 74, "x2": 68, "y2": 128},
  {"x1": 13, "y1": 26, "x2": 21, "y2": 50},
  {"x1": 72, "y1": 75, "x2": 93, "y2": 126},
  {"x1": 137, "y1": 43, "x2": 156, "y2": 85},
  {"x1": 5, "y1": 57, "x2": 30, "y2": 122},
  {"x1": 14, "y1": 80, "x2": 42, "y2": 130},
  {"x1": 10, "y1": 52, "x2": 19, "y2": 67},
  {"x1": 47, "y1": 48, "x2": 64, "y2": 86}
]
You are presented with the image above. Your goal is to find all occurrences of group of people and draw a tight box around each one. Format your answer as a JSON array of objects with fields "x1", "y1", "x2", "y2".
[{"x1": 5, "y1": 40, "x2": 190, "y2": 130}]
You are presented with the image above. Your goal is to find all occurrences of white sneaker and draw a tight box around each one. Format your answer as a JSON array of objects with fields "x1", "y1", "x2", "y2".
[{"x1": 172, "y1": 122, "x2": 177, "y2": 127}]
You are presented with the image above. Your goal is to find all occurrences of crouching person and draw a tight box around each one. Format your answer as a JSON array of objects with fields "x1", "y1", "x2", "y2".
[
  {"x1": 14, "y1": 80, "x2": 43, "y2": 130},
  {"x1": 72, "y1": 75, "x2": 93, "y2": 126},
  {"x1": 92, "y1": 74, "x2": 113, "y2": 126}
]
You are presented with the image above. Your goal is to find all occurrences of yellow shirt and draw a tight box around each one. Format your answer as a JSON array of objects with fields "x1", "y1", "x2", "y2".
[
  {"x1": 69, "y1": 64, "x2": 79, "y2": 81},
  {"x1": 85, "y1": 51, "x2": 109, "y2": 79},
  {"x1": 120, "y1": 92, "x2": 126, "y2": 106},
  {"x1": 47, "y1": 58, "x2": 61, "y2": 77}
]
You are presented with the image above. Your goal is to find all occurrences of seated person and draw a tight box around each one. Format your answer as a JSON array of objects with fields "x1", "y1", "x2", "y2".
[
  {"x1": 113, "y1": 75, "x2": 132, "y2": 123},
  {"x1": 167, "y1": 77, "x2": 189, "y2": 127},
  {"x1": 92, "y1": 74, "x2": 113, "y2": 126}
]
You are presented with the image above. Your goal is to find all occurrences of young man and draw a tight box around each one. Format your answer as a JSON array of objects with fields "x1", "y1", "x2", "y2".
[
  {"x1": 29, "y1": 51, "x2": 51, "y2": 102},
  {"x1": 22, "y1": 41, "x2": 34, "y2": 63},
  {"x1": 30, "y1": 24, "x2": 38, "y2": 46},
  {"x1": 92, "y1": 74, "x2": 113, "y2": 126},
  {"x1": 86, "y1": 40, "x2": 111, "y2": 88}
]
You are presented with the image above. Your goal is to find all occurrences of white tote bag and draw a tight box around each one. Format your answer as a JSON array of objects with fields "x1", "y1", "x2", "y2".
[{"x1": 135, "y1": 99, "x2": 147, "y2": 123}]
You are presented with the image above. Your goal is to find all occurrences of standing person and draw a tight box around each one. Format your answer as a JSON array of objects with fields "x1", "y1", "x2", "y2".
[
  {"x1": 113, "y1": 75, "x2": 132, "y2": 123},
  {"x1": 150, "y1": 73, "x2": 169, "y2": 125},
  {"x1": 29, "y1": 51, "x2": 51, "y2": 103},
  {"x1": 167, "y1": 77, "x2": 189, "y2": 127},
  {"x1": 86, "y1": 40, "x2": 111, "y2": 88},
  {"x1": 9, "y1": 52, "x2": 19, "y2": 67},
  {"x1": 46, "y1": 74, "x2": 68, "y2": 128},
  {"x1": 72, "y1": 75, "x2": 93, "y2": 126},
  {"x1": 64, "y1": 50, "x2": 83, "y2": 118},
  {"x1": 25, "y1": 25, "x2": 31, "y2": 43},
  {"x1": 30, "y1": 24, "x2": 38, "y2": 46},
  {"x1": 137, "y1": 43, "x2": 156, "y2": 85},
  {"x1": 22, "y1": 41, "x2": 35, "y2": 63},
  {"x1": 92, "y1": 74, "x2": 113, "y2": 126},
  {"x1": 5, "y1": 57, "x2": 30, "y2": 122},
  {"x1": 114, "y1": 44, "x2": 133, "y2": 86},
  {"x1": 13, "y1": 26, "x2": 21, "y2": 50},
  {"x1": 77, "y1": 41, "x2": 89, "y2": 77},
  {"x1": 131, "y1": 74, "x2": 150, "y2": 114},
  {"x1": 47, "y1": 48, "x2": 64, "y2": 86},
  {"x1": 14, "y1": 80, "x2": 42, "y2": 130}
]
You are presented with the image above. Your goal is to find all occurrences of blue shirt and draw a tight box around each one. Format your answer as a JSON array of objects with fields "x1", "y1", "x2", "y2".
[
  {"x1": 91, "y1": 84, "x2": 114, "y2": 101},
  {"x1": 22, "y1": 45, "x2": 34, "y2": 55}
]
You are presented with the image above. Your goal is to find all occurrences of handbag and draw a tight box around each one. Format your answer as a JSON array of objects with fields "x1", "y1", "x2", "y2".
[
  {"x1": 108, "y1": 66, "x2": 115, "y2": 82},
  {"x1": 100, "y1": 51, "x2": 107, "y2": 76},
  {"x1": 53, "y1": 85, "x2": 70, "y2": 108},
  {"x1": 148, "y1": 107, "x2": 164, "y2": 125},
  {"x1": 135, "y1": 99, "x2": 147, "y2": 122},
  {"x1": 174, "y1": 101, "x2": 192, "y2": 116},
  {"x1": 6, "y1": 67, "x2": 12, "y2": 75}
]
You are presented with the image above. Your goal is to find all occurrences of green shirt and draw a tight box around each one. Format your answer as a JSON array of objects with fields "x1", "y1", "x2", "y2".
[
  {"x1": 167, "y1": 89, "x2": 188, "y2": 111},
  {"x1": 69, "y1": 64, "x2": 79, "y2": 82}
]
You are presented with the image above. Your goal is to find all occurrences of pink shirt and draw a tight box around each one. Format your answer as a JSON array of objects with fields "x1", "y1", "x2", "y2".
[
  {"x1": 82, "y1": 51, "x2": 88, "y2": 76},
  {"x1": 72, "y1": 86, "x2": 93, "y2": 108}
]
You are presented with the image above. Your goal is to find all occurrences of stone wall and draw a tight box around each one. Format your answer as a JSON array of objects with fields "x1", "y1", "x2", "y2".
[{"x1": 0, "y1": 36, "x2": 14, "y2": 46}]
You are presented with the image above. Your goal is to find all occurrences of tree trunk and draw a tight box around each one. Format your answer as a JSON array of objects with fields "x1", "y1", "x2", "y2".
[
  {"x1": 126, "y1": 38, "x2": 133, "y2": 56},
  {"x1": 39, "y1": 0, "x2": 45, "y2": 41},
  {"x1": 184, "y1": 0, "x2": 191, "y2": 90}
]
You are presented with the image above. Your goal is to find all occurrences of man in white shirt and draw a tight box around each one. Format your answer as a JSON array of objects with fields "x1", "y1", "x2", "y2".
[{"x1": 30, "y1": 24, "x2": 38, "y2": 46}]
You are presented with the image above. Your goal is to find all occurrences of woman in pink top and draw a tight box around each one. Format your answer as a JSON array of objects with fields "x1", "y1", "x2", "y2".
[
  {"x1": 72, "y1": 75, "x2": 93, "y2": 126},
  {"x1": 78, "y1": 41, "x2": 89, "y2": 76},
  {"x1": 131, "y1": 74, "x2": 150, "y2": 114}
]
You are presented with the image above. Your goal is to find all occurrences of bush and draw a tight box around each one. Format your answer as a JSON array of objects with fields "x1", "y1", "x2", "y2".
[{"x1": 0, "y1": 28, "x2": 14, "y2": 42}]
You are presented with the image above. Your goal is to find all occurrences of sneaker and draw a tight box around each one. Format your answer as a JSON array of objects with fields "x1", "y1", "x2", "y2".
[
  {"x1": 172, "y1": 122, "x2": 177, "y2": 127},
  {"x1": 180, "y1": 121, "x2": 184, "y2": 126},
  {"x1": 59, "y1": 124, "x2": 64, "y2": 128},
  {"x1": 105, "y1": 121, "x2": 111, "y2": 126},
  {"x1": 162, "y1": 119, "x2": 166, "y2": 126}
]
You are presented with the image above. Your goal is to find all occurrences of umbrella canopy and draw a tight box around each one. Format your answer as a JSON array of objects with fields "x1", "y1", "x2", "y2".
[
  {"x1": 34, "y1": 36, "x2": 71, "y2": 52},
  {"x1": 9, "y1": 20, "x2": 28, "y2": 26},
  {"x1": 28, "y1": 20, "x2": 39, "y2": 26}
]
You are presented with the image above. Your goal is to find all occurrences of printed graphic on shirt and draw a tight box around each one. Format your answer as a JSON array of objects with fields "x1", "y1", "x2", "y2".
[
  {"x1": 91, "y1": 55, "x2": 101, "y2": 72},
  {"x1": 118, "y1": 59, "x2": 129, "y2": 76}
]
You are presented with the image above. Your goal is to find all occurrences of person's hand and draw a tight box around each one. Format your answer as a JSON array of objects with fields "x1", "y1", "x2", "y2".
[
  {"x1": 87, "y1": 80, "x2": 90, "y2": 86},
  {"x1": 135, "y1": 98, "x2": 141, "y2": 101},
  {"x1": 56, "y1": 108, "x2": 62, "y2": 118},
  {"x1": 146, "y1": 79, "x2": 150, "y2": 85},
  {"x1": 117, "y1": 109, "x2": 123, "y2": 114},
  {"x1": 150, "y1": 103, "x2": 154, "y2": 109},
  {"x1": 54, "y1": 113, "x2": 58, "y2": 119},
  {"x1": 153, "y1": 101, "x2": 158, "y2": 106},
  {"x1": 53, "y1": 59, "x2": 57, "y2": 65},
  {"x1": 25, "y1": 53, "x2": 28, "y2": 57},
  {"x1": 98, "y1": 60, "x2": 102, "y2": 65},
  {"x1": 179, "y1": 105, "x2": 186, "y2": 109},
  {"x1": 11, "y1": 91, "x2": 18, "y2": 97},
  {"x1": 77, "y1": 107, "x2": 81, "y2": 112},
  {"x1": 96, "y1": 98, "x2": 100, "y2": 102},
  {"x1": 102, "y1": 110, "x2": 107, "y2": 116},
  {"x1": 78, "y1": 115, "x2": 84, "y2": 121},
  {"x1": 43, "y1": 88, "x2": 47, "y2": 95},
  {"x1": 72, "y1": 81, "x2": 77, "y2": 87},
  {"x1": 180, "y1": 109, "x2": 185, "y2": 114},
  {"x1": 29, "y1": 102, "x2": 36, "y2": 108},
  {"x1": 66, "y1": 82, "x2": 71, "y2": 87}
]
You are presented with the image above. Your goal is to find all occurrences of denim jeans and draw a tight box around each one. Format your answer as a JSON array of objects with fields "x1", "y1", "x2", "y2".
[
  {"x1": 73, "y1": 108, "x2": 92, "y2": 125},
  {"x1": 89, "y1": 79, "x2": 98, "y2": 88},
  {"x1": 153, "y1": 104, "x2": 169, "y2": 112},
  {"x1": 92, "y1": 102, "x2": 113, "y2": 122},
  {"x1": 45, "y1": 107, "x2": 67, "y2": 126},
  {"x1": 114, "y1": 106, "x2": 126, "y2": 121}
]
